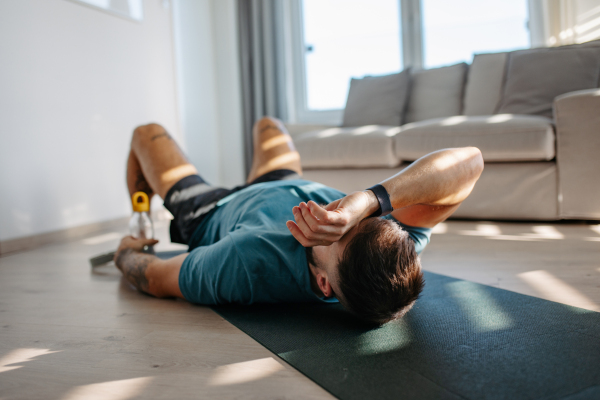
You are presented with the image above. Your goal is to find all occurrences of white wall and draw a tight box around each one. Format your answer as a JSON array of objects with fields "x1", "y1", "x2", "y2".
[
  {"x1": 171, "y1": 0, "x2": 220, "y2": 185},
  {"x1": 212, "y1": 0, "x2": 245, "y2": 188},
  {"x1": 0, "y1": 0, "x2": 181, "y2": 241},
  {"x1": 172, "y1": 0, "x2": 245, "y2": 188}
]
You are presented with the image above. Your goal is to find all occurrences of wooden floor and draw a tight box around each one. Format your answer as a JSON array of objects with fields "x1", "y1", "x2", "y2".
[{"x1": 1, "y1": 218, "x2": 599, "y2": 399}]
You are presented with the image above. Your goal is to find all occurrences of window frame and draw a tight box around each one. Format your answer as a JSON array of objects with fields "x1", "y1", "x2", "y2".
[
  {"x1": 289, "y1": 0, "x2": 422, "y2": 124},
  {"x1": 288, "y1": 0, "x2": 532, "y2": 124},
  {"x1": 289, "y1": 0, "x2": 344, "y2": 125}
]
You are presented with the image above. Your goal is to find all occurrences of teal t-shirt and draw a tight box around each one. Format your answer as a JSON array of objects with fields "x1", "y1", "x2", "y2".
[{"x1": 179, "y1": 180, "x2": 431, "y2": 305}]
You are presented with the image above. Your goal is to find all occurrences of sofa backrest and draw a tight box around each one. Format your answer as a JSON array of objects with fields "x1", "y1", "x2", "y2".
[
  {"x1": 404, "y1": 63, "x2": 468, "y2": 123},
  {"x1": 341, "y1": 70, "x2": 411, "y2": 127},
  {"x1": 463, "y1": 53, "x2": 508, "y2": 116},
  {"x1": 338, "y1": 39, "x2": 600, "y2": 127},
  {"x1": 463, "y1": 39, "x2": 600, "y2": 119},
  {"x1": 496, "y1": 45, "x2": 600, "y2": 118}
]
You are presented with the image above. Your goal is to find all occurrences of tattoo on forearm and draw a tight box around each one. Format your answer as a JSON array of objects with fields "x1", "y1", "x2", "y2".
[
  {"x1": 115, "y1": 248, "x2": 154, "y2": 294},
  {"x1": 151, "y1": 132, "x2": 171, "y2": 141}
]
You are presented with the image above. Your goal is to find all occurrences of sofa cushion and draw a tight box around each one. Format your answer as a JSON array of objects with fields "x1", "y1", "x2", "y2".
[
  {"x1": 463, "y1": 53, "x2": 508, "y2": 116},
  {"x1": 405, "y1": 63, "x2": 468, "y2": 123},
  {"x1": 578, "y1": 38, "x2": 600, "y2": 48},
  {"x1": 342, "y1": 70, "x2": 411, "y2": 127},
  {"x1": 497, "y1": 46, "x2": 600, "y2": 118},
  {"x1": 294, "y1": 126, "x2": 401, "y2": 169},
  {"x1": 394, "y1": 115, "x2": 555, "y2": 162}
]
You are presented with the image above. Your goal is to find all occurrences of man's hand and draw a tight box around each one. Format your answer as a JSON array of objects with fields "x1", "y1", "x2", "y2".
[
  {"x1": 112, "y1": 235, "x2": 185, "y2": 298},
  {"x1": 115, "y1": 236, "x2": 158, "y2": 255},
  {"x1": 113, "y1": 236, "x2": 159, "y2": 295},
  {"x1": 286, "y1": 190, "x2": 379, "y2": 247},
  {"x1": 114, "y1": 236, "x2": 159, "y2": 270}
]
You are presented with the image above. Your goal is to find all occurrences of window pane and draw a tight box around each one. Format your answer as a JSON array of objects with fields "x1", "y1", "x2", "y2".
[
  {"x1": 422, "y1": 0, "x2": 530, "y2": 69},
  {"x1": 303, "y1": 0, "x2": 402, "y2": 111}
]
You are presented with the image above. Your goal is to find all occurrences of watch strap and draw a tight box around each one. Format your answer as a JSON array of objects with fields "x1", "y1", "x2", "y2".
[{"x1": 366, "y1": 184, "x2": 393, "y2": 217}]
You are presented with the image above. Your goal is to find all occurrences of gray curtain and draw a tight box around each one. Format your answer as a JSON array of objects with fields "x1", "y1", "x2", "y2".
[{"x1": 237, "y1": 0, "x2": 289, "y2": 175}]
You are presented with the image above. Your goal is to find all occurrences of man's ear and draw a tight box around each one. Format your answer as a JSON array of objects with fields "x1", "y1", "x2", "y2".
[{"x1": 316, "y1": 273, "x2": 333, "y2": 298}]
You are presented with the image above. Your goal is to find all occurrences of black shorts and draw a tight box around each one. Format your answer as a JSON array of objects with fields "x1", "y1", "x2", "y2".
[{"x1": 163, "y1": 169, "x2": 301, "y2": 245}]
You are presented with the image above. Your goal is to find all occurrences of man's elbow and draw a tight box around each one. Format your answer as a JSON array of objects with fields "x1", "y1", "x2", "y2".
[
  {"x1": 146, "y1": 276, "x2": 169, "y2": 298},
  {"x1": 146, "y1": 258, "x2": 185, "y2": 299},
  {"x1": 450, "y1": 147, "x2": 484, "y2": 204},
  {"x1": 469, "y1": 146, "x2": 484, "y2": 177},
  {"x1": 458, "y1": 147, "x2": 484, "y2": 181}
]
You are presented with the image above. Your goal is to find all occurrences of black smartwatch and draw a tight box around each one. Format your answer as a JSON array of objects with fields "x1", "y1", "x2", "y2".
[{"x1": 366, "y1": 184, "x2": 393, "y2": 217}]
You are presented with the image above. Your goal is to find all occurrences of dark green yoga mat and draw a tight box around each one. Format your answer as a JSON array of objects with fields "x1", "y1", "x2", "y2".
[
  {"x1": 155, "y1": 252, "x2": 600, "y2": 399},
  {"x1": 211, "y1": 272, "x2": 600, "y2": 400}
]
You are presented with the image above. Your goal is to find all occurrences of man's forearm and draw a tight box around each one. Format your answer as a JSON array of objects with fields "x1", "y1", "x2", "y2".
[
  {"x1": 368, "y1": 147, "x2": 483, "y2": 211},
  {"x1": 115, "y1": 248, "x2": 158, "y2": 294}
]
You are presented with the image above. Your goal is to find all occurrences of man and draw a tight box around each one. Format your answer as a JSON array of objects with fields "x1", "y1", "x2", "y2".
[{"x1": 116, "y1": 117, "x2": 483, "y2": 324}]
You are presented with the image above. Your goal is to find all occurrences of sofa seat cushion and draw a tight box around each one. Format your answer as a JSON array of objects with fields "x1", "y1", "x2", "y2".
[
  {"x1": 394, "y1": 115, "x2": 555, "y2": 162},
  {"x1": 294, "y1": 126, "x2": 401, "y2": 169}
]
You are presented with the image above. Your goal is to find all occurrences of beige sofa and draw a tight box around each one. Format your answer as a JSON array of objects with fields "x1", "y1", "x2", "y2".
[{"x1": 287, "y1": 41, "x2": 600, "y2": 221}]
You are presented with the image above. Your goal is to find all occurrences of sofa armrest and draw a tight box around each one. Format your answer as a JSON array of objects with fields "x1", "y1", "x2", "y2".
[
  {"x1": 284, "y1": 123, "x2": 338, "y2": 137},
  {"x1": 554, "y1": 88, "x2": 600, "y2": 219}
]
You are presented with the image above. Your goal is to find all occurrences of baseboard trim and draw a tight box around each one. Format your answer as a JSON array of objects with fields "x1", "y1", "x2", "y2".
[{"x1": 0, "y1": 216, "x2": 129, "y2": 256}]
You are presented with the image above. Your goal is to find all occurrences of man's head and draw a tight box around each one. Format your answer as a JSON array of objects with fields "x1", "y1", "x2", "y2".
[{"x1": 308, "y1": 218, "x2": 424, "y2": 325}]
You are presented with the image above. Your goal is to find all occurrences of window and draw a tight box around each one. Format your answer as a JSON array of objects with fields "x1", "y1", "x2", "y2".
[
  {"x1": 302, "y1": 0, "x2": 402, "y2": 111},
  {"x1": 422, "y1": 0, "x2": 530, "y2": 68},
  {"x1": 291, "y1": 0, "x2": 531, "y2": 123}
]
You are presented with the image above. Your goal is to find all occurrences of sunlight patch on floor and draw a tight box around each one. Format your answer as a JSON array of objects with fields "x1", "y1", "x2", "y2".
[
  {"x1": 208, "y1": 357, "x2": 285, "y2": 386},
  {"x1": 62, "y1": 377, "x2": 153, "y2": 400},
  {"x1": 458, "y1": 224, "x2": 565, "y2": 241},
  {"x1": 530, "y1": 226, "x2": 564, "y2": 239},
  {"x1": 459, "y1": 224, "x2": 501, "y2": 236},
  {"x1": 518, "y1": 270, "x2": 599, "y2": 311},
  {"x1": 0, "y1": 348, "x2": 61, "y2": 373}
]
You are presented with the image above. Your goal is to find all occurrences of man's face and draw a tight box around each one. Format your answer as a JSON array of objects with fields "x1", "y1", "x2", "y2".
[{"x1": 310, "y1": 222, "x2": 362, "y2": 299}]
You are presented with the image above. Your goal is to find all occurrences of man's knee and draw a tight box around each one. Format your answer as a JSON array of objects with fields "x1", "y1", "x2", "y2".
[
  {"x1": 132, "y1": 123, "x2": 167, "y2": 148},
  {"x1": 254, "y1": 116, "x2": 283, "y2": 132}
]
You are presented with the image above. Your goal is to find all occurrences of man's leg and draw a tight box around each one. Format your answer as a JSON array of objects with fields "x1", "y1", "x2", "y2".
[
  {"x1": 116, "y1": 124, "x2": 201, "y2": 301},
  {"x1": 247, "y1": 117, "x2": 302, "y2": 183},
  {"x1": 127, "y1": 149, "x2": 154, "y2": 199},
  {"x1": 127, "y1": 123, "x2": 198, "y2": 199}
]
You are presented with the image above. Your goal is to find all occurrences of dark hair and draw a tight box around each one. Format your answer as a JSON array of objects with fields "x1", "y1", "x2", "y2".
[{"x1": 336, "y1": 218, "x2": 424, "y2": 325}]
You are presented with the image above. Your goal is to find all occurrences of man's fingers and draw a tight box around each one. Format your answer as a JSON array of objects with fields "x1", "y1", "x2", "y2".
[
  {"x1": 325, "y1": 199, "x2": 342, "y2": 212},
  {"x1": 307, "y1": 200, "x2": 348, "y2": 227},
  {"x1": 286, "y1": 221, "x2": 326, "y2": 247},
  {"x1": 293, "y1": 208, "x2": 335, "y2": 242},
  {"x1": 307, "y1": 201, "x2": 330, "y2": 221},
  {"x1": 293, "y1": 207, "x2": 324, "y2": 239},
  {"x1": 302, "y1": 203, "x2": 345, "y2": 236},
  {"x1": 300, "y1": 203, "x2": 323, "y2": 232}
]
